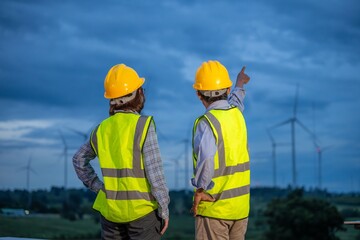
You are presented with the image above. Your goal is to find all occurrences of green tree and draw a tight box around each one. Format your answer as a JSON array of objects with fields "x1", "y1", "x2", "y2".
[{"x1": 264, "y1": 188, "x2": 345, "y2": 240}]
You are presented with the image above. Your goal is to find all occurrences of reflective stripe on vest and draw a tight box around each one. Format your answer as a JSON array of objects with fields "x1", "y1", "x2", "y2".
[
  {"x1": 90, "y1": 113, "x2": 158, "y2": 223},
  {"x1": 193, "y1": 107, "x2": 250, "y2": 220}
]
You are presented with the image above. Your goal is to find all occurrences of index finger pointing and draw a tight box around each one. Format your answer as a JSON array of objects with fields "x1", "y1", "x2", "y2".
[{"x1": 240, "y1": 66, "x2": 246, "y2": 73}]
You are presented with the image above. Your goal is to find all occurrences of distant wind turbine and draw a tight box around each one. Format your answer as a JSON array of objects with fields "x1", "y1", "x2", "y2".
[
  {"x1": 183, "y1": 138, "x2": 191, "y2": 190},
  {"x1": 270, "y1": 84, "x2": 314, "y2": 187},
  {"x1": 267, "y1": 128, "x2": 290, "y2": 187},
  {"x1": 173, "y1": 138, "x2": 191, "y2": 190},
  {"x1": 267, "y1": 129, "x2": 278, "y2": 187},
  {"x1": 156, "y1": 124, "x2": 192, "y2": 190},
  {"x1": 311, "y1": 103, "x2": 333, "y2": 189},
  {"x1": 19, "y1": 156, "x2": 36, "y2": 209},
  {"x1": 314, "y1": 143, "x2": 333, "y2": 189},
  {"x1": 172, "y1": 134, "x2": 193, "y2": 190},
  {"x1": 169, "y1": 152, "x2": 184, "y2": 190}
]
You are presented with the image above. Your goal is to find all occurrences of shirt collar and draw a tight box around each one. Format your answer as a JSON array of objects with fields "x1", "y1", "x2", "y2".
[
  {"x1": 206, "y1": 100, "x2": 231, "y2": 112},
  {"x1": 114, "y1": 109, "x2": 139, "y2": 114}
]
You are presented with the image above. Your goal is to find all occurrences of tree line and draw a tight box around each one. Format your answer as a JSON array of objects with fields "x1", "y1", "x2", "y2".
[{"x1": 1, "y1": 186, "x2": 359, "y2": 239}]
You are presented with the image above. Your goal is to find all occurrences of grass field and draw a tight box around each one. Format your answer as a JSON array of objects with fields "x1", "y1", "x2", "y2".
[
  {"x1": 162, "y1": 214, "x2": 194, "y2": 240},
  {"x1": 0, "y1": 214, "x2": 100, "y2": 239},
  {"x1": 1, "y1": 213, "x2": 359, "y2": 240}
]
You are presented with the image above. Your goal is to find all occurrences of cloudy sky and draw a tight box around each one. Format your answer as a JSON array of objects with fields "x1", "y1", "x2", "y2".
[{"x1": 0, "y1": 0, "x2": 359, "y2": 193}]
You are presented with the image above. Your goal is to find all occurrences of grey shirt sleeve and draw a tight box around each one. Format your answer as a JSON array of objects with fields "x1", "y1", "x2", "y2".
[
  {"x1": 191, "y1": 118, "x2": 216, "y2": 190},
  {"x1": 228, "y1": 87, "x2": 246, "y2": 112}
]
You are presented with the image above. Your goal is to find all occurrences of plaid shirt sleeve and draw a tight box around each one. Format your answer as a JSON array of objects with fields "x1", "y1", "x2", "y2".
[
  {"x1": 143, "y1": 121, "x2": 170, "y2": 220},
  {"x1": 72, "y1": 141, "x2": 104, "y2": 193}
]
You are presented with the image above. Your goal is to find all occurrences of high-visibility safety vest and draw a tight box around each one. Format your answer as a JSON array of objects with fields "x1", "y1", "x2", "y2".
[
  {"x1": 90, "y1": 112, "x2": 158, "y2": 223},
  {"x1": 193, "y1": 106, "x2": 250, "y2": 220}
]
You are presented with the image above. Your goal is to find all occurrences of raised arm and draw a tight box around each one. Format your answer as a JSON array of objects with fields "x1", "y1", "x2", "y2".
[{"x1": 228, "y1": 66, "x2": 251, "y2": 112}]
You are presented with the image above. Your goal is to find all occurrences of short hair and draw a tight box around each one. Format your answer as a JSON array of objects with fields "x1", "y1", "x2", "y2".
[{"x1": 109, "y1": 87, "x2": 145, "y2": 116}]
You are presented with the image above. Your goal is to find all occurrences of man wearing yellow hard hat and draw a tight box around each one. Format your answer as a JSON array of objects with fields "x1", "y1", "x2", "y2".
[
  {"x1": 72, "y1": 64, "x2": 170, "y2": 239},
  {"x1": 190, "y1": 60, "x2": 251, "y2": 240}
]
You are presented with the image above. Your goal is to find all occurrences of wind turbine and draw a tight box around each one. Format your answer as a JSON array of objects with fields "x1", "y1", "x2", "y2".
[
  {"x1": 312, "y1": 138, "x2": 333, "y2": 189},
  {"x1": 267, "y1": 129, "x2": 278, "y2": 187},
  {"x1": 157, "y1": 124, "x2": 192, "y2": 190},
  {"x1": 168, "y1": 152, "x2": 184, "y2": 190},
  {"x1": 311, "y1": 103, "x2": 333, "y2": 189},
  {"x1": 19, "y1": 156, "x2": 36, "y2": 209},
  {"x1": 173, "y1": 133, "x2": 192, "y2": 190},
  {"x1": 270, "y1": 85, "x2": 314, "y2": 187},
  {"x1": 166, "y1": 125, "x2": 192, "y2": 190},
  {"x1": 267, "y1": 128, "x2": 290, "y2": 187},
  {"x1": 183, "y1": 138, "x2": 191, "y2": 190}
]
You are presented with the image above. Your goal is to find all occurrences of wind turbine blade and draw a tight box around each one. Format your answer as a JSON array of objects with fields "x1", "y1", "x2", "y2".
[
  {"x1": 295, "y1": 119, "x2": 315, "y2": 139},
  {"x1": 270, "y1": 118, "x2": 292, "y2": 129}
]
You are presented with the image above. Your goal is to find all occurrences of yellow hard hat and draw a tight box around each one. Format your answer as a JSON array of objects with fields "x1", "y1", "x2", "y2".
[
  {"x1": 193, "y1": 60, "x2": 232, "y2": 90},
  {"x1": 104, "y1": 64, "x2": 145, "y2": 99}
]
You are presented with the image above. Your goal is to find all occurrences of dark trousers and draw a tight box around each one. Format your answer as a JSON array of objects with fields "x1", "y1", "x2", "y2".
[{"x1": 100, "y1": 210, "x2": 162, "y2": 240}]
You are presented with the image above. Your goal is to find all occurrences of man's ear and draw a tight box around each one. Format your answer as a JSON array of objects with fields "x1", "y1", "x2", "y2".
[
  {"x1": 226, "y1": 88, "x2": 231, "y2": 94},
  {"x1": 196, "y1": 91, "x2": 209, "y2": 108}
]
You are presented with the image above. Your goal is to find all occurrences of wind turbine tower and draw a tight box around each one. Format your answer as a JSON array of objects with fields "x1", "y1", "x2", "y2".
[
  {"x1": 267, "y1": 129, "x2": 277, "y2": 187},
  {"x1": 20, "y1": 156, "x2": 36, "y2": 209},
  {"x1": 182, "y1": 139, "x2": 191, "y2": 190},
  {"x1": 313, "y1": 140, "x2": 333, "y2": 189},
  {"x1": 311, "y1": 103, "x2": 333, "y2": 189},
  {"x1": 169, "y1": 152, "x2": 184, "y2": 190}
]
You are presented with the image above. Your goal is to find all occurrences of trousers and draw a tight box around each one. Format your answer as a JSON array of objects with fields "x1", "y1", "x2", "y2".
[
  {"x1": 100, "y1": 210, "x2": 162, "y2": 240},
  {"x1": 195, "y1": 216, "x2": 248, "y2": 240}
]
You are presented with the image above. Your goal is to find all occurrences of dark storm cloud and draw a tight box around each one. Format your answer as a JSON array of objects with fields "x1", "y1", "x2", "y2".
[{"x1": 258, "y1": 0, "x2": 360, "y2": 53}]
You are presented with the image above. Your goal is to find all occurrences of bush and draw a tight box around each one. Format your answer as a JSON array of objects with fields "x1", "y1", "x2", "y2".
[{"x1": 264, "y1": 188, "x2": 345, "y2": 240}]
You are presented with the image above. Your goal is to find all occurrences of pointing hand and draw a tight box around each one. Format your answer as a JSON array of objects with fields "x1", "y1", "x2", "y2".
[{"x1": 236, "y1": 66, "x2": 250, "y2": 88}]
